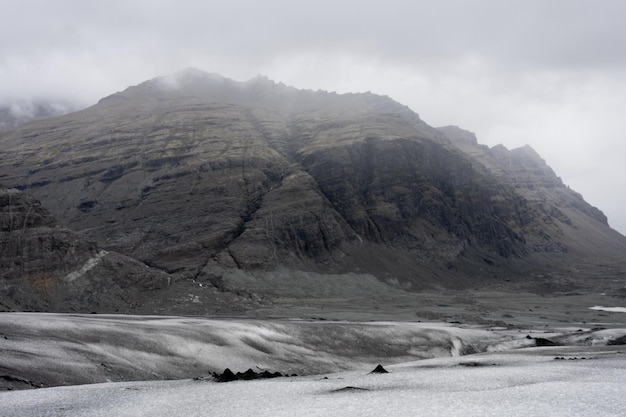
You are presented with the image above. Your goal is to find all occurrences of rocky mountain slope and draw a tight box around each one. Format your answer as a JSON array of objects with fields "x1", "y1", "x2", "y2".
[
  {"x1": 1, "y1": 68, "x2": 624, "y2": 312},
  {"x1": 0, "y1": 186, "x2": 172, "y2": 311}
]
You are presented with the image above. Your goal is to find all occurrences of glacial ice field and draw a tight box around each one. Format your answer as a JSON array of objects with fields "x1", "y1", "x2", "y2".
[{"x1": 1, "y1": 313, "x2": 625, "y2": 416}]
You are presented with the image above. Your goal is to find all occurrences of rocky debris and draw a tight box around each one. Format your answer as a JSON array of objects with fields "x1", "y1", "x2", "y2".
[
  {"x1": 527, "y1": 336, "x2": 559, "y2": 347},
  {"x1": 459, "y1": 361, "x2": 497, "y2": 367},
  {"x1": 212, "y1": 368, "x2": 291, "y2": 383},
  {"x1": 607, "y1": 335, "x2": 626, "y2": 345},
  {"x1": 369, "y1": 364, "x2": 389, "y2": 374},
  {"x1": 553, "y1": 357, "x2": 589, "y2": 361},
  {"x1": 329, "y1": 386, "x2": 370, "y2": 393},
  {"x1": 0, "y1": 374, "x2": 45, "y2": 391}
]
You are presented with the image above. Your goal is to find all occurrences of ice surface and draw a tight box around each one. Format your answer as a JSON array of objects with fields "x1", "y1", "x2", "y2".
[
  {"x1": 1, "y1": 313, "x2": 625, "y2": 416},
  {"x1": 2, "y1": 347, "x2": 625, "y2": 417},
  {"x1": 590, "y1": 306, "x2": 626, "y2": 313},
  {"x1": 0, "y1": 313, "x2": 520, "y2": 385}
]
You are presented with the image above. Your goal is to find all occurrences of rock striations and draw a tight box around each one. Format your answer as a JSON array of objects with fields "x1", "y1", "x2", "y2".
[
  {"x1": 0, "y1": 186, "x2": 170, "y2": 311},
  {"x1": 0, "y1": 68, "x2": 625, "y2": 312}
]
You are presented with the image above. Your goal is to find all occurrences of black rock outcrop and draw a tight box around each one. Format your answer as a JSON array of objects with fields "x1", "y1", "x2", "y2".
[
  {"x1": 607, "y1": 335, "x2": 626, "y2": 346},
  {"x1": 528, "y1": 336, "x2": 559, "y2": 347},
  {"x1": 369, "y1": 364, "x2": 389, "y2": 374},
  {"x1": 212, "y1": 368, "x2": 288, "y2": 382}
]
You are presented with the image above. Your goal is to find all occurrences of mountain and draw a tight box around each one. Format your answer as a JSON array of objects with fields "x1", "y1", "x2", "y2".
[
  {"x1": 0, "y1": 185, "x2": 175, "y2": 312},
  {"x1": 1, "y1": 68, "x2": 625, "y2": 312}
]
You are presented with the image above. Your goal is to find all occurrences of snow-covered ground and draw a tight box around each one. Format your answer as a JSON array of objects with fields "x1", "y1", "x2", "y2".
[
  {"x1": 1, "y1": 313, "x2": 625, "y2": 416},
  {"x1": 2, "y1": 346, "x2": 625, "y2": 417},
  {"x1": 590, "y1": 306, "x2": 626, "y2": 313},
  {"x1": 0, "y1": 313, "x2": 520, "y2": 386}
]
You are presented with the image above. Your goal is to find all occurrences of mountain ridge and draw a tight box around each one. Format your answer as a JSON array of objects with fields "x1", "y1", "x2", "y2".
[{"x1": 0, "y1": 69, "x2": 624, "y2": 312}]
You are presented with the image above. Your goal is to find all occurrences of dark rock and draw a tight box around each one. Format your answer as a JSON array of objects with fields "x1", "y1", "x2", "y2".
[
  {"x1": 330, "y1": 386, "x2": 370, "y2": 393},
  {"x1": 369, "y1": 364, "x2": 389, "y2": 374},
  {"x1": 607, "y1": 335, "x2": 626, "y2": 345},
  {"x1": 212, "y1": 368, "x2": 287, "y2": 382},
  {"x1": 237, "y1": 369, "x2": 259, "y2": 380},
  {"x1": 77, "y1": 200, "x2": 97, "y2": 212},
  {"x1": 533, "y1": 337, "x2": 559, "y2": 347},
  {"x1": 213, "y1": 368, "x2": 238, "y2": 383},
  {"x1": 0, "y1": 374, "x2": 44, "y2": 390},
  {"x1": 459, "y1": 361, "x2": 496, "y2": 367},
  {"x1": 260, "y1": 370, "x2": 284, "y2": 379}
]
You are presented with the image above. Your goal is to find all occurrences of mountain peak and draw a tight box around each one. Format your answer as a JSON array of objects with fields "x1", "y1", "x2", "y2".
[
  {"x1": 246, "y1": 73, "x2": 275, "y2": 84},
  {"x1": 96, "y1": 68, "x2": 428, "y2": 129},
  {"x1": 510, "y1": 144, "x2": 541, "y2": 159},
  {"x1": 437, "y1": 125, "x2": 478, "y2": 146}
]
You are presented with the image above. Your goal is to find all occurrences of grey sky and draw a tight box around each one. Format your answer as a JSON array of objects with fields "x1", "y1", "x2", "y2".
[{"x1": 2, "y1": 0, "x2": 626, "y2": 235}]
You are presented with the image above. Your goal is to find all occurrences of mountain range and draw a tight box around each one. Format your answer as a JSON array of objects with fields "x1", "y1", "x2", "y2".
[{"x1": 1, "y1": 68, "x2": 625, "y2": 313}]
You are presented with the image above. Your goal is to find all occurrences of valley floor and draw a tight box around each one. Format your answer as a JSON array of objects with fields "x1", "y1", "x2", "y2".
[{"x1": 248, "y1": 288, "x2": 626, "y2": 328}]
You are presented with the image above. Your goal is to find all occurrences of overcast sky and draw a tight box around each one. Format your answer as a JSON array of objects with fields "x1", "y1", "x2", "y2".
[{"x1": 2, "y1": 0, "x2": 625, "y2": 235}]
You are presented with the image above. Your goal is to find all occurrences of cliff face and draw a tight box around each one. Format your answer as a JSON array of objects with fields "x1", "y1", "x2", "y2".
[
  {"x1": 0, "y1": 187, "x2": 92, "y2": 282},
  {"x1": 0, "y1": 69, "x2": 624, "y2": 309},
  {"x1": 437, "y1": 125, "x2": 617, "y2": 256},
  {"x1": 0, "y1": 187, "x2": 171, "y2": 311}
]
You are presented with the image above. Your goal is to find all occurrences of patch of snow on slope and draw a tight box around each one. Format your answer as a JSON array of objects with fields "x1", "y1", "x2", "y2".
[{"x1": 63, "y1": 250, "x2": 108, "y2": 283}]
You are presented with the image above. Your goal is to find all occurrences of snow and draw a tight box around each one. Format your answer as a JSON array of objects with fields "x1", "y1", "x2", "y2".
[
  {"x1": 1, "y1": 313, "x2": 625, "y2": 416},
  {"x1": 590, "y1": 306, "x2": 626, "y2": 313},
  {"x1": 2, "y1": 348, "x2": 625, "y2": 417},
  {"x1": 63, "y1": 250, "x2": 108, "y2": 283},
  {"x1": 0, "y1": 313, "x2": 520, "y2": 383}
]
